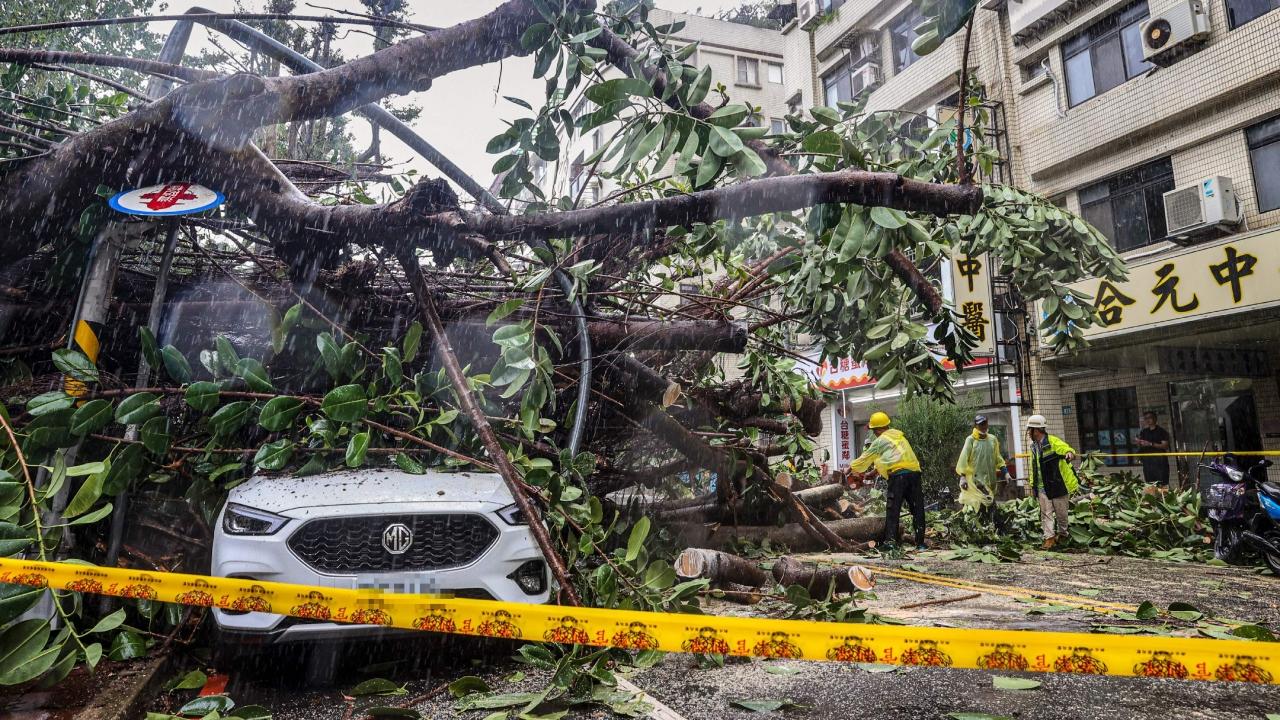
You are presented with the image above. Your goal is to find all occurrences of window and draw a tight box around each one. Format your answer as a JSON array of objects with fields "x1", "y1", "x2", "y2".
[
  {"x1": 1062, "y1": 1, "x2": 1151, "y2": 107},
  {"x1": 820, "y1": 0, "x2": 846, "y2": 11},
  {"x1": 823, "y1": 62, "x2": 852, "y2": 106},
  {"x1": 1079, "y1": 157, "x2": 1175, "y2": 252},
  {"x1": 770, "y1": 117, "x2": 787, "y2": 134},
  {"x1": 1075, "y1": 388, "x2": 1140, "y2": 466},
  {"x1": 1247, "y1": 115, "x2": 1280, "y2": 213},
  {"x1": 1226, "y1": 0, "x2": 1279, "y2": 28},
  {"x1": 569, "y1": 152, "x2": 586, "y2": 198},
  {"x1": 766, "y1": 62, "x2": 784, "y2": 84},
  {"x1": 889, "y1": 7, "x2": 924, "y2": 73},
  {"x1": 736, "y1": 57, "x2": 759, "y2": 85}
]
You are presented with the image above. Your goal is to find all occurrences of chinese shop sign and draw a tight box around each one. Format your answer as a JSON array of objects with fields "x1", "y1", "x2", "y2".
[
  {"x1": 951, "y1": 251, "x2": 995, "y2": 355},
  {"x1": 1044, "y1": 230, "x2": 1280, "y2": 344}
]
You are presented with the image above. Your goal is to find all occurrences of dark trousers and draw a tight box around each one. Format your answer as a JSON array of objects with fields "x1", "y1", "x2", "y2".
[
  {"x1": 883, "y1": 471, "x2": 925, "y2": 547},
  {"x1": 1142, "y1": 460, "x2": 1169, "y2": 486}
]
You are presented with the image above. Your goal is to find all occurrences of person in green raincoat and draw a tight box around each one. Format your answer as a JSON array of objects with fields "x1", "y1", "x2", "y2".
[{"x1": 954, "y1": 415, "x2": 1006, "y2": 531}]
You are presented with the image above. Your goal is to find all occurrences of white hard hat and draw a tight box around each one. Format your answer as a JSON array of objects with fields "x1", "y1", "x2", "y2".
[{"x1": 1026, "y1": 414, "x2": 1048, "y2": 429}]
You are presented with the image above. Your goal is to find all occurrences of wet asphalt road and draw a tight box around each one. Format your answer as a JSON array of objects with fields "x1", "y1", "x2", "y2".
[{"x1": 177, "y1": 553, "x2": 1280, "y2": 720}]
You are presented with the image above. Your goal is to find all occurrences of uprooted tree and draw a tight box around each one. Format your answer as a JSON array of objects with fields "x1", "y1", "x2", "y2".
[{"x1": 0, "y1": 0, "x2": 1124, "y2": 689}]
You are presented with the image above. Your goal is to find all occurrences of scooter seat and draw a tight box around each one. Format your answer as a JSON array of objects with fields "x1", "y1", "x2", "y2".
[{"x1": 1261, "y1": 482, "x2": 1280, "y2": 500}]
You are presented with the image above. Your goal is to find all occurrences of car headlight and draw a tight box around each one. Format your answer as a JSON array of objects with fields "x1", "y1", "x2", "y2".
[
  {"x1": 1227, "y1": 468, "x2": 1244, "y2": 482},
  {"x1": 222, "y1": 503, "x2": 288, "y2": 535},
  {"x1": 496, "y1": 502, "x2": 527, "y2": 526}
]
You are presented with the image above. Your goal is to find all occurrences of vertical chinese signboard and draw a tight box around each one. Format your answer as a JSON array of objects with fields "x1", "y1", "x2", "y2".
[
  {"x1": 951, "y1": 250, "x2": 996, "y2": 355},
  {"x1": 831, "y1": 404, "x2": 853, "y2": 469},
  {"x1": 1041, "y1": 230, "x2": 1280, "y2": 345}
]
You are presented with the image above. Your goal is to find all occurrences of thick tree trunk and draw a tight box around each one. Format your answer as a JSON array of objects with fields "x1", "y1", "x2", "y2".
[
  {"x1": 673, "y1": 548, "x2": 769, "y2": 586},
  {"x1": 771, "y1": 555, "x2": 875, "y2": 594},
  {"x1": 667, "y1": 515, "x2": 887, "y2": 551}
]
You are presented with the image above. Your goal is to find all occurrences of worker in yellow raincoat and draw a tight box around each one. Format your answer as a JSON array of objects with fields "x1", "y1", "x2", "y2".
[{"x1": 955, "y1": 415, "x2": 1006, "y2": 531}]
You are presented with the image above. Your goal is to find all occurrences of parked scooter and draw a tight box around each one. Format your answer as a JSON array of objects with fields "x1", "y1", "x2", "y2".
[{"x1": 1200, "y1": 454, "x2": 1280, "y2": 573}]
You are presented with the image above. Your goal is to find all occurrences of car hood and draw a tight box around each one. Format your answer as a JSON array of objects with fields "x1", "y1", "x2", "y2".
[{"x1": 228, "y1": 469, "x2": 515, "y2": 513}]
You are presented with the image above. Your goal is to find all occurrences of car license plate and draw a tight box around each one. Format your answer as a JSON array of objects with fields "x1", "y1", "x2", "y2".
[{"x1": 354, "y1": 577, "x2": 442, "y2": 595}]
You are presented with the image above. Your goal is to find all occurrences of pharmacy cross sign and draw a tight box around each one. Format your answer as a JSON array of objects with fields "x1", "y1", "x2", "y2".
[{"x1": 109, "y1": 182, "x2": 224, "y2": 216}]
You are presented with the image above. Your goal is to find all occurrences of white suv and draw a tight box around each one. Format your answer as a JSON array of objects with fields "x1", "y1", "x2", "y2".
[{"x1": 211, "y1": 468, "x2": 550, "y2": 646}]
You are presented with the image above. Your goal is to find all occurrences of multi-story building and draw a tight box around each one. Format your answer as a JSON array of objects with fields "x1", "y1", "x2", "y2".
[
  {"x1": 532, "y1": 0, "x2": 1280, "y2": 485},
  {"x1": 1001, "y1": 0, "x2": 1280, "y2": 482}
]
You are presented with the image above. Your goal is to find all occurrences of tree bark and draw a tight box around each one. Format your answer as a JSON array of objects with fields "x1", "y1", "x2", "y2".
[
  {"x1": 673, "y1": 548, "x2": 769, "y2": 586},
  {"x1": 667, "y1": 515, "x2": 887, "y2": 551},
  {"x1": 586, "y1": 320, "x2": 747, "y2": 353},
  {"x1": 770, "y1": 555, "x2": 875, "y2": 594}
]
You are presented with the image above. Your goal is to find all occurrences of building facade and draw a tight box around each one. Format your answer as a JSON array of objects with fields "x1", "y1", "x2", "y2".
[{"x1": 534, "y1": 0, "x2": 1280, "y2": 485}]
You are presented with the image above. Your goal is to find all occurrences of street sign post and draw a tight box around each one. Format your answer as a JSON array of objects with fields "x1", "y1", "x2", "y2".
[{"x1": 109, "y1": 182, "x2": 224, "y2": 216}]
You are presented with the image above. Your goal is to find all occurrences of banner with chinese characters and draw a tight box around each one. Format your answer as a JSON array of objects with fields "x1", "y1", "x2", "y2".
[
  {"x1": 951, "y1": 251, "x2": 996, "y2": 355},
  {"x1": 1043, "y1": 230, "x2": 1280, "y2": 344},
  {"x1": 796, "y1": 353, "x2": 992, "y2": 391},
  {"x1": 831, "y1": 404, "x2": 853, "y2": 469}
]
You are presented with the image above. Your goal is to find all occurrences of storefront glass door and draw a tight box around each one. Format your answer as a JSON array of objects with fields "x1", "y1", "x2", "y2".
[{"x1": 1168, "y1": 378, "x2": 1262, "y2": 484}]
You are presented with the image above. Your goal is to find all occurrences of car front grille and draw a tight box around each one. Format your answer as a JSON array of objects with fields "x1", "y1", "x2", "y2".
[{"x1": 287, "y1": 514, "x2": 499, "y2": 574}]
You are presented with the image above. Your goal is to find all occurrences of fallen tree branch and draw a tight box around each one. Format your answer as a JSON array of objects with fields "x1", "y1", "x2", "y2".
[{"x1": 667, "y1": 516, "x2": 885, "y2": 552}]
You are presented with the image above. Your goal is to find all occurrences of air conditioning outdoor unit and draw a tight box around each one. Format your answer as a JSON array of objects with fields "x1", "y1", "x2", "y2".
[
  {"x1": 798, "y1": 0, "x2": 821, "y2": 29},
  {"x1": 1140, "y1": 0, "x2": 1210, "y2": 66},
  {"x1": 850, "y1": 63, "x2": 880, "y2": 95},
  {"x1": 1163, "y1": 176, "x2": 1240, "y2": 243}
]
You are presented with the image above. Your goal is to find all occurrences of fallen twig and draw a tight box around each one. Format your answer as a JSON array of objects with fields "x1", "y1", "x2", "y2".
[{"x1": 898, "y1": 592, "x2": 982, "y2": 610}]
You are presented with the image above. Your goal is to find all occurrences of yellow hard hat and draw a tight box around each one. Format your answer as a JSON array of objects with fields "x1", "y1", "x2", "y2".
[{"x1": 868, "y1": 411, "x2": 891, "y2": 429}]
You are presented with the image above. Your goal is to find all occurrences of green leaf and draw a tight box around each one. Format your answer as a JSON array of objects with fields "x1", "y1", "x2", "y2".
[
  {"x1": 39, "y1": 643, "x2": 78, "y2": 689},
  {"x1": 1135, "y1": 600, "x2": 1158, "y2": 620},
  {"x1": 63, "y1": 470, "x2": 103, "y2": 518},
  {"x1": 254, "y1": 439, "x2": 294, "y2": 472},
  {"x1": 686, "y1": 65, "x2": 712, "y2": 104},
  {"x1": 629, "y1": 122, "x2": 666, "y2": 164},
  {"x1": 694, "y1": 151, "x2": 722, "y2": 187},
  {"x1": 317, "y1": 333, "x2": 343, "y2": 380},
  {"x1": 178, "y1": 695, "x2": 234, "y2": 716},
  {"x1": 108, "y1": 630, "x2": 146, "y2": 661},
  {"x1": 322, "y1": 385, "x2": 367, "y2": 423},
  {"x1": 448, "y1": 675, "x2": 490, "y2": 698},
  {"x1": 89, "y1": 608, "x2": 128, "y2": 635},
  {"x1": 259, "y1": 397, "x2": 304, "y2": 432},
  {"x1": 346, "y1": 432, "x2": 370, "y2": 468},
  {"x1": 215, "y1": 337, "x2": 240, "y2": 375},
  {"x1": 0, "y1": 619, "x2": 50, "y2": 679},
  {"x1": 27, "y1": 391, "x2": 74, "y2": 417},
  {"x1": 0, "y1": 583, "x2": 42, "y2": 625},
  {"x1": 992, "y1": 676, "x2": 1041, "y2": 690},
  {"x1": 733, "y1": 149, "x2": 768, "y2": 177},
  {"x1": 185, "y1": 382, "x2": 221, "y2": 412},
  {"x1": 487, "y1": 300, "x2": 524, "y2": 326},
  {"x1": 810, "y1": 106, "x2": 841, "y2": 126},
  {"x1": 402, "y1": 321, "x2": 424, "y2": 362},
  {"x1": 394, "y1": 454, "x2": 426, "y2": 474},
  {"x1": 708, "y1": 125, "x2": 744, "y2": 156},
  {"x1": 160, "y1": 346, "x2": 192, "y2": 384},
  {"x1": 856, "y1": 663, "x2": 899, "y2": 673},
  {"x1": 236, "y1": 358, "x2": 274, "y2": 392},
  {"x1": 83, "y1": 642, "x2": 102, "y2": 669},
  {"x1": 705, "y1": 104, "x2": 749, "y2": 127},
  {"x1": 456, "y1": 692, "x2": 545, "y2": 711},
  {"x1": 584, "y1": 77, "x2": 652, "y2": 105},
  {"x1": 351, "y1": 678, "x2": 406, "y2": 696},
  {"x1": 70, "y1": 399, "x2": 113, "y2": 436},
  {"x1": 625, "y1": 516, "x2": 650, "y2": 562},
  {"x1": 1231, "y1": 624, "x2": 1276, "y2": 641},
  {"x1": 383, "y1": 348, "x2": 404, "y2": 386},
  {"x1": 210, "y1": 401, "x2": 253, "y2": 435},
  {"x1": 802, "y1": 130, "x2": 842, "y2": 155},
  {"x1": 0, "y1": 522, "x2": 33, "y2": 556},
  {"x1": 67, "y1": 503, "x2": 113, "y2": 526},
  {"x1": 228, "y1": 705, "x2": 272, "y2": 720},
  {"x1": 140, "y1": 416, "x2": 170, "y2": 455},
  {"x1": 0, "y1": 635, "x2": 60, "y2": 686},
  {"x1": 138, "y1": 327, "x2": 161, "y2": 371},
  {"x1": 52, "y1": 348, "x2": 98, "y2": 382},
  {"x1": 869, "y1": 206, "x2": 907, "y2": 229},
  {"x1": 115, "y1": 392, "x2": 160, "y2": 425}
]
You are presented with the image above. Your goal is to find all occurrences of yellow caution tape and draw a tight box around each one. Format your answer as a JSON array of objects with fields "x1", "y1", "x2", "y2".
[
  {"x1": 1014, "y1": 450, "x2": 1280, "y2": 459},
  {"x1": 1, "y1": 558, "x2": 1276, "y2": 683}
]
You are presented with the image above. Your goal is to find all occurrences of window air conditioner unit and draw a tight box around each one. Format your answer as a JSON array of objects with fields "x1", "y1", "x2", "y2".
[
  {"x1": 798, "y1": 0, "x2": 822, "y2": 30},
  {"x1": 1140, "y1": 0, "x2": 1210, "y2": 66},
  {"x1": 1163, "y1": 176, "x2": 1240, "y2": 243},
  {"x1": 851, "y1": 63, "x2": 880, "y2": 94}
]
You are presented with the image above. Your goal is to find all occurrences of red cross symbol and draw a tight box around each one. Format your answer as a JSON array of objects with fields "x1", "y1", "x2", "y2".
[{"x1": 139, "y1": 183, "x2": 198, "y2": 211}]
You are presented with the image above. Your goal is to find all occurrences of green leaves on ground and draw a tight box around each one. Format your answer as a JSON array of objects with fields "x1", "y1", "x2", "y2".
[
  {"x1": 322, "y1": 384, "x2": 367, "y2": 422},
  {"x1": 992, "y1": 676, "x2": 1040, "y2": 690},
  {"x1": 350, "y1": 677, "x2": 406, "y2": 696},
  {"x1": 730, "y1": 698, "x2": 804, "y2": 713}
]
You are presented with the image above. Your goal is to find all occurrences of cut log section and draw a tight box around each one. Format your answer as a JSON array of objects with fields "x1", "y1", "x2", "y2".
[
  {"x1": 770, "y1": 556, "x2": 875, "y2": 594},
  {"x1": 674, "y1": 548, "x2": 769, "y2": 586},
  {"x1": 668, "y1": 515, "x2": 887, "y2": 552}
]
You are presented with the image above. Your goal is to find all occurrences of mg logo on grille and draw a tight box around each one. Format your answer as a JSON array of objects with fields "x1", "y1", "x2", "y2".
[{"x1": 382, "y1": 523, "x2": 413, "y2": 555}]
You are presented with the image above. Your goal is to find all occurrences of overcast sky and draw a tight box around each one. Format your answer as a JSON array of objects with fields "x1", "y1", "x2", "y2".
[{"x1": 163, "y1": 1, "x2": 748, "y2": 197}]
